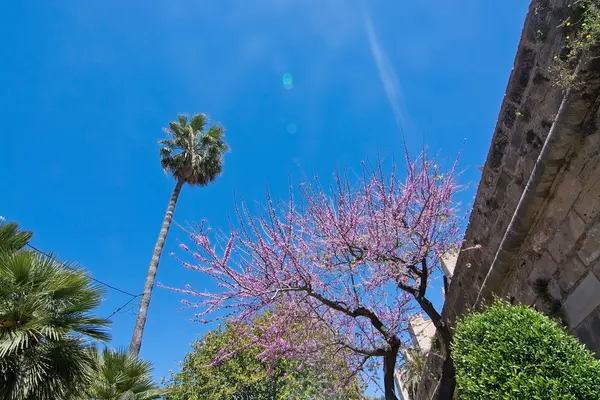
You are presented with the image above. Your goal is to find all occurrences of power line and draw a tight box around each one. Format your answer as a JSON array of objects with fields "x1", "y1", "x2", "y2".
[
  {"x1": 105, "y1": 296, "x2": 141, "y2": 320},
  {"x1": 25, "y1": 243, "x2": 141, "y2": 298}
]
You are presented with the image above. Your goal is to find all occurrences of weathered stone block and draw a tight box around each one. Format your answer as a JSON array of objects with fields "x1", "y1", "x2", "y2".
[
  {"x1": 548, "y1": 211, "x2": 586, "y2": 263},
  {"x1": 514, "y1": 156, "x2": 535, "y2": 186},
  {"x1": 577, "y1": 221, "x2": 600, "y2": 266},
  {"x1": 547, "y1": 170, "x2": 583, "y2": 225},
  {"x1": 575, "y1": 323, "x2": 598, "y2": 354},
  {"x1": 490, "y1": 130, "x2": 510, "y2": 171},
  {"x1": 562, "y1": 272, "x2": 600, "y2": 328},
  {"x1": 531, "y1": 224, "x2": 554, "y2": 254},
  {"x1": 533, "y1": 277, "x2": 562, "y2": 314},
  {"x1": 529, "y1": 252, "x2": 558, "y2": 285},
  {"x1": 440, "y1": 252, "x2": 458, "y2": 279},
  {"x1": 507, "y1": 48, "x2": 535, "y2": 104},
  {"x1": 578, "y1": 156, "x2": 600, "y2": 188},
  {"x1": 558, "y1": 256, "x2": 588, "y2": 294},
  {"x1": 571, "y1": 134, "x2": 599, "y2": 182},
  {"x1": 574, "y1": 167, "x2": 600, "y2": 225},
  {"x1": 590, "y1": 314, "x2": 600, "y2": 354},
  {"x1": 515, "y1": 281, "x2": 538, "y2": 305},
  {"x1": 503, "y1": 150, "x2": 520, "y2": 175},
  {"x1": 547, "y1": 278, "x2": 562, "y2": 300},
  {"x1": 493, "y1": 169, "x2": 514, "y2": 208},
  {"x1": 502, "y1": 104, "x2": 518, "y2": 130}
]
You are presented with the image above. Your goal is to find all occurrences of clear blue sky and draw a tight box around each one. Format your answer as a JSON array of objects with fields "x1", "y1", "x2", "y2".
[{"x1": 1, "y1": 0, "x2": 528, "y2": 390}]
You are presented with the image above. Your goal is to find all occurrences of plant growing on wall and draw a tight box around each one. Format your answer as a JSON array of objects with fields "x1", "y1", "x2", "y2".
[{"x1": 552, "y1": 0, "x2": 600, "y2": 88}]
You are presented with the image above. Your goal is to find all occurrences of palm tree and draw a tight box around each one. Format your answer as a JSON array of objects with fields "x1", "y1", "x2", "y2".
[
  {"x1": 129, "y1": 113, "x2": 228, "y2": 358},
  {"x1": 86, "y1": 348, "x2": 168, "y2": 400},
  {"x1": 0, "y1": 220, "x2": 111, "y2": 400},
  {"x1": 399, "y1": 348, "x2": 426, "y2": 400}
]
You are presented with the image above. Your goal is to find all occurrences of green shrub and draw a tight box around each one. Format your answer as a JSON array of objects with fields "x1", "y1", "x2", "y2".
[{"x1": 452, "y1": 299, "x2": 600, "y2": 399}]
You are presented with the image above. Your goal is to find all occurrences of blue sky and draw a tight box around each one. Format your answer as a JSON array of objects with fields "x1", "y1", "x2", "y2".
[{"x1": 1, "y1": 0, "x2": 528, "y2": 392}]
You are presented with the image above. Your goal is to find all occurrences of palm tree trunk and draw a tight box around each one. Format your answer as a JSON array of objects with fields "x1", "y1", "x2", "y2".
[{"x1": 129, "y1": 179, "x2": 184, "y2": 358}]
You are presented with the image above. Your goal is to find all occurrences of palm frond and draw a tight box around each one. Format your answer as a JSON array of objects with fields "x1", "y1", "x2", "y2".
[
  {"x1": 176, "y1": 114, "x2": 188, "y2": 127},
  {"x1": 189, "y1": 113, "x2": 207, "y2": 133},
  {"x1": 0, "y1": 338, "x2": 97, "y2": 400},
  {"x1": 399, "y1": 348, "x2": 426, "y2": 400},
  {"x1": 86, "y1": 348, "x2": 165, "y2": 400},
  {"x1": 0, "y1": 221, "x2": 33, "y2": 255}
]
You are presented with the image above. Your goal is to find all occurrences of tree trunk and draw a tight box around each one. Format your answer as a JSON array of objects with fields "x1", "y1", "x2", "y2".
[
  {"x1": 129, "y1": 179, "x2": 184, "y2": 358},
  {"x1": 436, "y1": 350, "x2": 456, "y2": 400},
  {"x1": 413, "y1": 296, "x2": 456, "y2": 400},
  {"x1": 431, "y1": 323, "x2": 455, "y2": 400},
  {"x1": 383, "y1": 349, "x2": 399, "y2": 400}
]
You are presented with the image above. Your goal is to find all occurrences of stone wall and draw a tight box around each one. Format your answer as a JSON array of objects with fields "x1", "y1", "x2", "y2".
[
  {"x1": 444, "y1": 0, "x2": 600, "y2": 339},
  {"x1": 443, "y1": 0, "x2": 568, "y2": 324},
  {"x1": 417, "y1": 0, "x2": 600, "y2": 398}
]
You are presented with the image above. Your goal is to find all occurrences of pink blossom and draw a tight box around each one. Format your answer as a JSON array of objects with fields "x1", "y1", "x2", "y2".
[{"x1": 170, "y1": 150, "x2": 466, "y2": 394}]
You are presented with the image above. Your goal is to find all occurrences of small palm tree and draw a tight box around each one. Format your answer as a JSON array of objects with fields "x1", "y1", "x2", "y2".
[
  {"x1": 399, "y1": 348, "x2": 426, "y2": 400},
  {"x1": 0, "y1": 221, "x2": 111, "y2": 400},
  {"x1": 86, "y1": 348, "x2": 168, "y2": 400},
  {"x1": 129, "y1": 113, "x2": 228, "y2": 358}
]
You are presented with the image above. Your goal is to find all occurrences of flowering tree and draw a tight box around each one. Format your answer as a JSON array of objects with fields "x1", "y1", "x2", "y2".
[
  {"x1": 167, "y1": 314, "x2": 366, "y2": 399},
  {"x1": 169, "y1": 151, "x2": 464, "y2": 400}
]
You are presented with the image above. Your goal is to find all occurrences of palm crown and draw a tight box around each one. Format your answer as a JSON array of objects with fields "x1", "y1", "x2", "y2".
[
  {"x1": 86, "y1": 348, "x2": 167, "y2": 400},
  {"x1": 159, "y1": 114, "x2": 228, "y2": 186},
  {"x1": 0, "y1": 221, "x2": 110, "y2": 400}
]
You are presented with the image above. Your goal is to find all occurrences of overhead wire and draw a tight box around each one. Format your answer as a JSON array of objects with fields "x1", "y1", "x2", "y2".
[
  {"x1": 25, "y1": 243, "x2": 143, "y2": 319},
  {"x1": 25, "y1": 243, "x2": 141, "y2": 298}
]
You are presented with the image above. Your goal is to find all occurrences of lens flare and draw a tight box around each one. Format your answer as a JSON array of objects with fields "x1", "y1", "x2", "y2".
[
  {"x1": 286, "y1": 123, "x2": 297, "y2": 134},
  {"x1": 282, "y1": 73, "x2": 293, "y2": 90}
]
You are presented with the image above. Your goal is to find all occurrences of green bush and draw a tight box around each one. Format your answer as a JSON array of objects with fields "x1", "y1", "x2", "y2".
[{"x1": 452, "y1": 299, "x2": 600, "y2": 399}]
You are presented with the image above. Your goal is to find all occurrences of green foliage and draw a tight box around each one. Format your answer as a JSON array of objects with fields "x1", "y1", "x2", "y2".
[
  {"x1": 0, "y1": 219, "x2": 111, "y2": 400},
  {"x1": 167, "y1": 321, "x2": 365, "y2": 400},
  {"x1": 566, "y1": 0, "x2": 600, "y2": 53},
  {"x1": 85, "y1": 348, "x2": 168, "y2": 400},
  {"x1": 453, "y1": 299, "x2": 600, "y2": 400},
  {"x1": 399, "y1": 348, "x2": 426, "y2": 400},
  {"x1": 0, "y1": 221, "x2": 32, "y2": 255},
  {"x1": 159, "y1": 113, "x2": 229, "y2": 186},
  {"x1": 552, "y1": 0, "x2": 600, "y2": 88}
]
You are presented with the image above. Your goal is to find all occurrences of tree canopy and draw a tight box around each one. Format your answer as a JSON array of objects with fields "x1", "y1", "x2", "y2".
[
  {"x1": 168, "y1": 151, "x2": 464, "y2": 399},
  {"x1": 167, "y1": 317, "x2": 366, "y2": 400}
]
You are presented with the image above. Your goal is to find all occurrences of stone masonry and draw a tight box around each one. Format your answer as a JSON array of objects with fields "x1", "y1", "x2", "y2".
[{"x1": 417, "y1": 0, "x2": 600, "y2": 398}]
